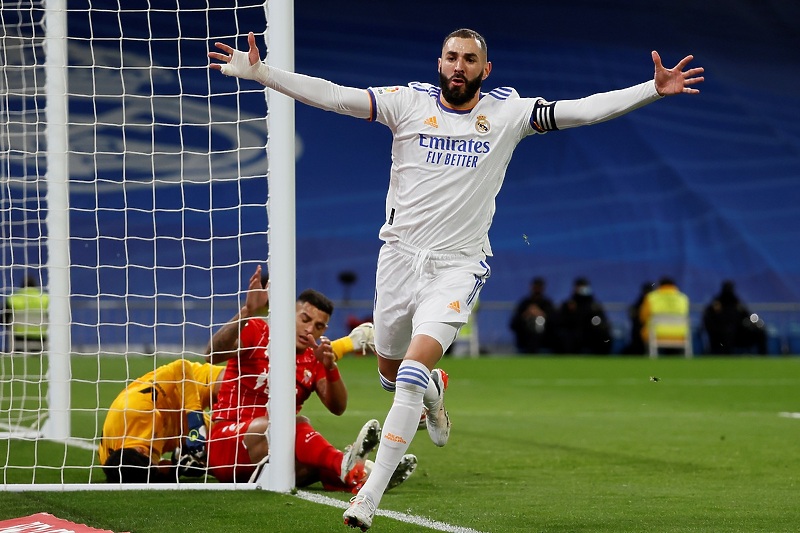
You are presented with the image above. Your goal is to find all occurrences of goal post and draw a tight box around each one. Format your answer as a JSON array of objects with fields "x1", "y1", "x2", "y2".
[
  {"x1": 259, "y1": 0, "x2": 296, "y2": 493},
  {"x1": 42, "y1": 0, "x2": 71, "y2": 443},
  {"x1": 0, "y1": 0, "x2": 296, "y2": 491}
]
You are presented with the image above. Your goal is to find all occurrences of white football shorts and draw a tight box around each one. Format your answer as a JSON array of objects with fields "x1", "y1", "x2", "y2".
[{"x1": 373, "y1": 241, "x2": 491, "y2": 359}]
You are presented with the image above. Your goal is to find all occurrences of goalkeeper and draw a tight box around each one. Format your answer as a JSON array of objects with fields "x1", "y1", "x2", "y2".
[
  {"x1": 98, "y1": 358, "x2": 224, "y2": 483},
  {"x1": 205, "y1": 265, "x2": 416, "y2": 492}
]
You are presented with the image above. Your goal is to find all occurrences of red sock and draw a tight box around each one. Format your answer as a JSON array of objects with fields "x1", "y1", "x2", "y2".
[
  {"x1": 319, "y1": 468, "x2": 350, "y2": 492},
  {"x1": 295, "y1": 420, "x2": 343, "y2": 476}
]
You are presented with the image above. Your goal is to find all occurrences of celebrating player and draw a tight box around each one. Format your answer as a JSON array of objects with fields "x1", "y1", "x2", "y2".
[
  {"x1": 205, "y1": 265, "x2": 417, "y2": 492},
  {"x1": 209, "y1": 29, "x2": 703, "y2": 529}
]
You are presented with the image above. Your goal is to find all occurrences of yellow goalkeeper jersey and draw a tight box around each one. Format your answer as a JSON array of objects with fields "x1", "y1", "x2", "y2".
[{"x1": 99, "y1": 359, "x2": 224, "y2": 465}]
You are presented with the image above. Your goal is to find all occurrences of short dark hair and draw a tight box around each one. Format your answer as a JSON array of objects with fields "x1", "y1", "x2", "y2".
[
  {"x1": 297, "y1": 289, "x2": 334, "y2": 316},
  {"x1": 442, "y1": 28, "x2": 487, "y2": 57},
  {"x1": 103, "y1": 448, "x2": 169, "y2": 483}
]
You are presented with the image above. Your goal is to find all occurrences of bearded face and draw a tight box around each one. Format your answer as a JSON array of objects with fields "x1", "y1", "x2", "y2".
[{"x1": 438, "y1": 70, "x2": 484, "y2": 107}]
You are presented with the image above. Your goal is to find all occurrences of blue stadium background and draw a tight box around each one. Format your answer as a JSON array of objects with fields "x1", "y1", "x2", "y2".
[
  {"x1": 4, "y1": 0, "x2": 799, "y2": 352},
  {"x1": 287, "y1": 0, "x2": 800, "y2": 350}
]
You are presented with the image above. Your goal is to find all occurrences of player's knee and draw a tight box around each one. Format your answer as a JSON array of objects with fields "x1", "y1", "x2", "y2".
[
  {"x1": 413, "y1": 322, "x2": 459, "y2": 355},
  {"x1": 245, "y1": 435, "x2": 269, "y2": 463}
]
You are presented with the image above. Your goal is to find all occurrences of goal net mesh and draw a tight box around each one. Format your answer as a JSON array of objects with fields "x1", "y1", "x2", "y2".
[{"x1": 1, "y1": 0, "x2": 273, "y2": 488}]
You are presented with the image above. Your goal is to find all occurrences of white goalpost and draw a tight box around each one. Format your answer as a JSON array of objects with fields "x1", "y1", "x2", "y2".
[{"x1": 0, "y1": 0, "x2": 296, "y2": 491}]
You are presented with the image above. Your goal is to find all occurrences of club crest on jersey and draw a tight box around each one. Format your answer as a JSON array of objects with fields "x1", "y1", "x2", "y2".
[
  {"x1": 475, "y1": 114, "x2": 490, "y2": 134},
  {"x1": 374, "y1": 86, "x2": 401, "y2": 95}
]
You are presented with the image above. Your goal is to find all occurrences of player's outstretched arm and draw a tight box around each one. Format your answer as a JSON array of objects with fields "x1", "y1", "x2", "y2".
[
  {"x1": 209, "y1": 30, "x2": 372, "y2": 119},
  {"x1": 548, "y1": 52, "x2": 705, "y2": 130},
  {"x1": 652, "y1": 51, "x2": 704, "y2": 96},
  {"x1": 208, "y1": 31, "x2": 269, "y2": 84}
]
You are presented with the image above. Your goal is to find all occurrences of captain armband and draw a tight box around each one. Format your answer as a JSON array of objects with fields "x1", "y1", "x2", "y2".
[{"x1": 530, "y1": 100, "x2": 557, "y2": 133}]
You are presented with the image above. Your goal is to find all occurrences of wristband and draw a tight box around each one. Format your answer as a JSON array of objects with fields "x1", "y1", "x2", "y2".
[{"x1": 325, "y1": 366, "x2": 341, "y2": 382}]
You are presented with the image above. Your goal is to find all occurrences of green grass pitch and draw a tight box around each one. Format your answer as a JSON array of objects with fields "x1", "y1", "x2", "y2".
[{"x1": 1, "y1": 354, "x2": 798, "y2": 532}]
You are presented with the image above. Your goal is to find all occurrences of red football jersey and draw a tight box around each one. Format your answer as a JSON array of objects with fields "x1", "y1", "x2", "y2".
[{"x1": 211, "y1": 317, "x2": 328, "y2": 422}]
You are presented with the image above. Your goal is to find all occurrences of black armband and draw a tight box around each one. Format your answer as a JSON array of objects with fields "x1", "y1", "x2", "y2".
[{"x1": 530, "y1": 100, "x2": 557, "y2": 133}]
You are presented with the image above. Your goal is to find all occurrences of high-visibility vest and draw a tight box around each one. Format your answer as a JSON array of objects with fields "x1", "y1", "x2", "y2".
[
  {"x1": 7, "y1": 287, "x2": 49, "y2": 340},
  {"x1": 640, "y1": 287, "x2": 689, "y2": 342},
  {"x1": 458, "y1": 300, "x2": 479, "y2": 339}
]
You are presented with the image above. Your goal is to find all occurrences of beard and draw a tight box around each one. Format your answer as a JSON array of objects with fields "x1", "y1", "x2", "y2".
[{"x1": 438, "y1": 70, "x2": 483, "y2": 107}]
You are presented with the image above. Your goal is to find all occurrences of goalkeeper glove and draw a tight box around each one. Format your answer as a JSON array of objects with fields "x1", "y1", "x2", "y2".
[
  {"x1": 172, "y1": 447, "x2": 206, "y2": 478},
  {"x1": 349, "y1": 322, "x2": 376, "y2": 355},
  {"x1": 184, "y1": 411, "x2": 207, "y2": 457}
]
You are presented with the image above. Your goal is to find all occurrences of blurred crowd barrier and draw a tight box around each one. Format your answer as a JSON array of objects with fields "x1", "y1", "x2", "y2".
[{"x1": 46, "y1": 299, "x2": 800, "y2": 357}]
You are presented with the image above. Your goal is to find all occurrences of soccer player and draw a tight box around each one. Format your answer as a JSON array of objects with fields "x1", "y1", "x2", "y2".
[
  {"x1": 208, "y1": 29, "x2": 704, "y2": 529},
  {"x1": 205, "y1": 265, "x2": 417, "y2": 492},
  {"x1": 98, "y1": 358, "x2": 224, "y2": 483}
]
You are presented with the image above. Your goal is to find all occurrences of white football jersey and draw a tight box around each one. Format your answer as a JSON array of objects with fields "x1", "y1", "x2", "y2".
[{"x1": 368, "y1": 82, "x2": 542, "y2": 257}]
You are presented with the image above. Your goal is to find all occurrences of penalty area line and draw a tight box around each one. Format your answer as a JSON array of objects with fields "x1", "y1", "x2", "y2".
[
  {"x1": 294, "y1": 490, "x2": 489, "y2": 533},
  {"x1": 778, "y1": 412, "x2": 800, "y2": 419}
]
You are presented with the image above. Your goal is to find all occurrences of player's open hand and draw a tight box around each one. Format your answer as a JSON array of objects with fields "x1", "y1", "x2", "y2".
[
  {"x1": 208, "y1": 31, "x2": 267, "y2": 83},
  {"x1": 652, "y1": 51, "x2": 704, "y2": 96},
  {"x1": 309, "y1": 334, "x2": 337, "y2": 368},
  {"x1": 244, "y1": 265, "x2": 268, "y2": 315}
]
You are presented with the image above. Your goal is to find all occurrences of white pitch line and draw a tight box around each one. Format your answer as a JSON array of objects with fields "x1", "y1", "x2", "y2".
[
  {"x1": 294, "y1": 490, "x2": 489, "y2": 533},
  {"x1": 778, "y1": 412, "x2": 800, "y2": 419}
]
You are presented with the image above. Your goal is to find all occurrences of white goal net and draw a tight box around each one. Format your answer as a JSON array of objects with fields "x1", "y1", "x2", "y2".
[{"x1": 1, "y1": 0, "x2": 296, "y2": 490}]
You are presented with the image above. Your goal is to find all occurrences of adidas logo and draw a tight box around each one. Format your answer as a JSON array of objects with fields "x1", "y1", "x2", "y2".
[
  {"x1": 447, "y1": 301, "x2": 461, "y2": 313},
  {"x1": 424, "y1": 116, "x2": 439, "y2": 128}
]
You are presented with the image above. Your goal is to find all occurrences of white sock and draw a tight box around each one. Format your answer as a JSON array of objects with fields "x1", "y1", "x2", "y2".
[
  {"x1": 379, "y1": 371, "x2": 396, "y2": 393},
  {"x1": 357, "y1": 359, "x2": 428, "y2": 507}
]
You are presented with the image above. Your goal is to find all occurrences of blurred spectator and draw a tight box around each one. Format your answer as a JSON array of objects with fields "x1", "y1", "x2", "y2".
[
  {"x1": 621, "y1": 281, "x2": 655, "y2": 355},
  {"x1": 3, "y1": 275, "x2": 49, "y2": 354},
  {"x1": 702, "y1": 280, "x2": 767, "y2": 355},
  {"x1": 556, "y1": 277, "x2": 612, "y2": 354},
  {"x1": 639, "y1": 277, "x2": 690, "y2": 356},
  {"x1": 509, "y1": 277, "x2": 557, "y2": 354}
]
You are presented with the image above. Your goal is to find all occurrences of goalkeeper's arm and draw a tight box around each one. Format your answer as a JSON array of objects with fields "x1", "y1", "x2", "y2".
[{"x1": 330, "y1": 322, "x2": 375, "y2": 360}]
